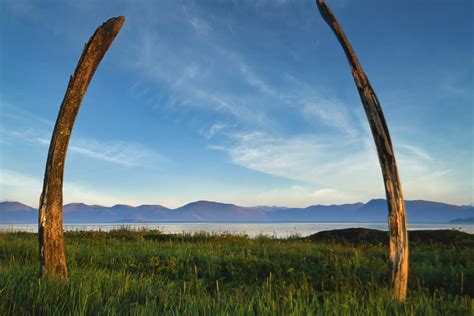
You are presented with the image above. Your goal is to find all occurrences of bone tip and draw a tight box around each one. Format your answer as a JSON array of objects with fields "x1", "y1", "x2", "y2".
[
  {"x1": 112, "y1": 16, "x2": 125, "y2": 27},
  {"x1": 115, "y1": 16, "x2": 125, "y2": 24},
  {"x1": 104, "y1": 16, "x2": 125, "y2": 29}
]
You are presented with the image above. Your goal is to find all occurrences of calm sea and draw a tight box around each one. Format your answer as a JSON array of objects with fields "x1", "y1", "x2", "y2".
[{"x1": 1, "y1": 222, "x2": 473, "y2": 238}]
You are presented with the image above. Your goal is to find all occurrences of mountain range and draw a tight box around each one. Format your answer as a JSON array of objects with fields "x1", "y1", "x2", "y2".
[{"x1": 1, "y1": 199, "x2": 473, "y2": 224}]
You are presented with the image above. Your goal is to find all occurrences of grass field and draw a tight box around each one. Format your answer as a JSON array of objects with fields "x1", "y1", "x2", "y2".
[{"x1": 1, "y1": 228, "x2": 473, "y2": 315}]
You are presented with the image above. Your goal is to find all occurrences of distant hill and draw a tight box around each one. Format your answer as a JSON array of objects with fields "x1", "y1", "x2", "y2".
[
  {"x1": 62, "y1": 203, "x2": 170, "y2": 222},
  {"x1": 1, "y1": 199, "x2": 473, "y2": 224},
  {"x1": 267, "y1": 203, "x2": 364, "y2": 222},
  {"x1": 355, "y1": 199, "x2": 474, "y2": 223},
  {"x1": 0, "y1": 202, "x2": 36, "y2": 223},
  {"x1": 450, "y1": 217, "x2": 474, "y2": 224},
  {"x1": 173, "y1": 201, "x2": 267, "y2": 221}
]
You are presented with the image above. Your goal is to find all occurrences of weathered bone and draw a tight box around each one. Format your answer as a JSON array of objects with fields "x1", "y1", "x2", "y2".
[
  {"x1": 315, "y1": 0, "x2": 409, "y2": 301},
  {"x1": 38, "y1": 16, "x2": 125, "y2": 279}
]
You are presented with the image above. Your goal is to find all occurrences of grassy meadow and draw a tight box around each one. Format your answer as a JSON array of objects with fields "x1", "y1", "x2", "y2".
[{"x1": 1, "y1": 228, "x2": 473, "y2": 315}]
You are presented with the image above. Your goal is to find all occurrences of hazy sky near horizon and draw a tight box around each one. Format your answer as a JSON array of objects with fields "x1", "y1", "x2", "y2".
[{"x1": 0, "y1": 0, "x2": 472, "y2": 208}]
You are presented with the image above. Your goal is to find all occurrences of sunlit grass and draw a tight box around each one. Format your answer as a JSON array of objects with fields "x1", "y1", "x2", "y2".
[{"x1": 1, "y1": 229, "x2": 472, "y2": 315}]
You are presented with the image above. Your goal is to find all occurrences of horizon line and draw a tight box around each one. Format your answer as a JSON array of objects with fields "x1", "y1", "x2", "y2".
[{"x1": 2, "y1": 198, "x2": 472, "y2": 210}]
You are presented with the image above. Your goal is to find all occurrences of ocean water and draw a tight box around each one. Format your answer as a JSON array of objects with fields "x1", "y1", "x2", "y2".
[{"x1": 1, "y1": 222, "x2": 472, "y2": 238}]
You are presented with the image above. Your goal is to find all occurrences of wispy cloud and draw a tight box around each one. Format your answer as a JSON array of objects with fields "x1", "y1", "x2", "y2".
[
  {"x1": 214, "y1": 131, "x2": 378, "y2": 186},
  {"x1": 239, "y1": 63, "x2": 279, "y2": 98},
  {"x1": 210, "y1": 128, "x2": 469, "y2": 204},
  {"x1": 129, "y1": 21, "x2": 360, "y2": 139},
  {"x1": 4, "y1": 129, "x2": 165, "y2": 169},
  {"x1": 0, "y1": 102, "x2": 53, "y2": 127},
  {"x1": 130, "y1": 30, "x2": 272, "y2": 127},
  {"x1": 398, "y1": 144, "x2": 432, "y2": 161},
  {"x1": 0, "y1": 106, "x2": 166, "y2": 169},
  {"x1": 188, "y1": 16, "x2": 211, "y2": 34},
  {"x1": 302, "y1": 99, "x2": 358, "y2": 137},
  {"x1": 69, "y1": 139, "x2": 166, "y2": 168},
  {"x1": 200, "y1": 122, "x2": 230, "y2": 139},
  {"x1": 0, "y1": 168, "x2": 141, "y2": 207}
]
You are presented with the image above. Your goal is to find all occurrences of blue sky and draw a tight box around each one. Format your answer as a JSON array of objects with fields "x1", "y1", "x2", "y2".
[{"x1": 0, "y1": 0, "x2": 472, "y2": 208}]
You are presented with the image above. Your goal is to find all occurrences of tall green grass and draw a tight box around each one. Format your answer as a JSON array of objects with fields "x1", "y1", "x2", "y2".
[{"x1": 1, "y1": 229, "x2": 472, "y2": 315}]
